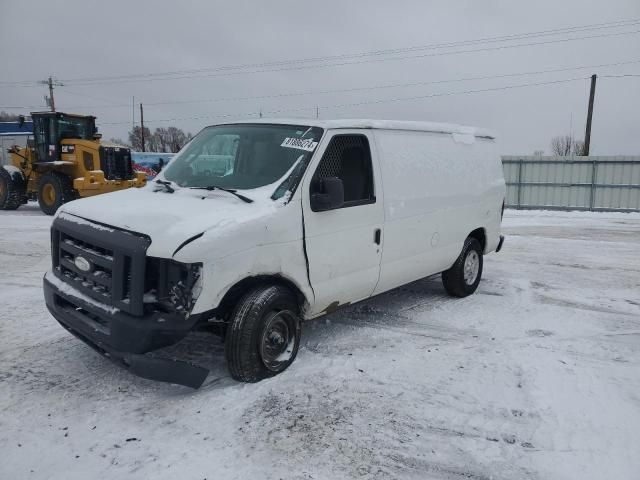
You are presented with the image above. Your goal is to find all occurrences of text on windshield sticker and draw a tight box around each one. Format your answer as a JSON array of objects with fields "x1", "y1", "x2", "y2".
[{"x1": 281, "y1": 137, "x2": 318, "y2": 152}]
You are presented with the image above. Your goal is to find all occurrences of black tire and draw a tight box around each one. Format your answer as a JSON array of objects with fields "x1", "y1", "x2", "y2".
[
  {"x1": 442, "y1": 237, "x2": 483, "y2": 298},
  {"x1": 0, "y1": 166, "x2": 26, "y2": 210},
  {"x1": 225, "y1": 285, "x2": 301, "y2": 383},
  {"x1": 37, "y1": 172, "x2": 76, "y2": 215}
]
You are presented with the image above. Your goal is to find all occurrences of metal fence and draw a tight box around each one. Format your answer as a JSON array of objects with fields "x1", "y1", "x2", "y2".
[{"x1": 502, "y1": 155, "x2": 640, "y2": 212}]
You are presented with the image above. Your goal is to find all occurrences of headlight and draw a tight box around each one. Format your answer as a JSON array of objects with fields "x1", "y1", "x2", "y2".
[{"x1": 144, "y1": 257, "x2": 202, "y2": 317}]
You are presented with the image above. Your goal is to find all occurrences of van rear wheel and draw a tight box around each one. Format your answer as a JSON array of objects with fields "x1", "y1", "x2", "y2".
[
  {"x1": 442, "y1": 237, "x2": 483, "y2": 297},
  {"x1": 225, "y1": 285, "x2": 301, "y2": 382}
]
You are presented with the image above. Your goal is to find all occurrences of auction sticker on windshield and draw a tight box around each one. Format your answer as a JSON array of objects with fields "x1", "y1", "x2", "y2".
[{"x1": 281, "y1": 137, "x2": 318, "y2": 152}]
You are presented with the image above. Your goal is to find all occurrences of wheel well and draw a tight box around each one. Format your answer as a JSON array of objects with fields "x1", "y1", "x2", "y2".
[
  {"x1": 215, "y1": 275, "x2": 307, "y2": 321},
  {"x1": 468, "y1": 228, "x2": 486, "y2": 253}
]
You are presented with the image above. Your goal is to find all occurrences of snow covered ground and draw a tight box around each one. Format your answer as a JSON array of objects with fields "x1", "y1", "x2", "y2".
[{"x1": 1, "y1": 205, "x2": 639, "y2": 480}]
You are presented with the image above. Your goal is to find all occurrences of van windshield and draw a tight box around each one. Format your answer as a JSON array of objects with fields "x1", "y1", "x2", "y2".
[{"x1": 162, "y1": 124, "x2": 323, "y2": 195}]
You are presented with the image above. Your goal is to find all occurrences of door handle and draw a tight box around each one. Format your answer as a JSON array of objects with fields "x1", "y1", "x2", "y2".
[{"x1": 374, "y1": 228, "x2": 381, "y2": 245}]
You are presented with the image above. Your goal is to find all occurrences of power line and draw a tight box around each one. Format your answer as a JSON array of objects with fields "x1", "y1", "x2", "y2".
[
  {"x1": 2, "y1": 19, "x2": 639, "y2": 88},
  {"x1": 3, "y1": 62, "x2": 638, "y2": 113},
  {"x1": 98, "y1": 76, "x2": 590, "y2": 126},
  {"x1": 63, "y1": 29, "x2": 640, "y2": 87},
  {"x1": 51, "y1": 18, "x2": 640, "y2": 83},
  {"x1": 64, "y1": 29, "x2": 640, "y2": 86},
  {"x1": 599, "y1": 73, "x2": 640, "y2": 78},
  {"x1": 53, "y1": 59, "x2": 640, "y2": 109},
  {"x1": 57, "y1": 88, "x2": 125, "y2": 106},
  {"x1": 135, "y1": 59, "x2": 640, "y2": 107}
]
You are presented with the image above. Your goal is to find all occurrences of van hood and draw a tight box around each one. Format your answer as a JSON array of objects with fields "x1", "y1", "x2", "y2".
[{"x1": 58, "y1": 186, "x2": 279, "y2": 257}]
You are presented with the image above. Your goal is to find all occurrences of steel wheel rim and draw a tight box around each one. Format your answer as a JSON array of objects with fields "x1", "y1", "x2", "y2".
[
  {"x1": 42, "y1": 184, "x2": 56, "y2": 206},
  {"x1": 463, "y1": 250, "x2": 480, "y2": 285},
  {"x1": 259, "y1": 310, "x2": 297, "y2": 372}
]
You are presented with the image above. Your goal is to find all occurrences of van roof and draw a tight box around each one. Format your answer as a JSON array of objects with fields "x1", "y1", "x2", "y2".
[{"x1": 225, "y1": 118, "x2": 496, "y2": 139}]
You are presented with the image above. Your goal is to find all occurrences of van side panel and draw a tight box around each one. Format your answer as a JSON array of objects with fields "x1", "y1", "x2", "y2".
[{"x1": 373, "y1": 129, "x2": 504, "y2": 295}]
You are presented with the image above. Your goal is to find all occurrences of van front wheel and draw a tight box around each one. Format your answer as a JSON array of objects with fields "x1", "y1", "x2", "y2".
[
  {"x1": 442, "y1": 237, "x2": 483, "y2": 297},
  {"x1": 225, "y1": 285, "x2": 301, "y2": 382}
]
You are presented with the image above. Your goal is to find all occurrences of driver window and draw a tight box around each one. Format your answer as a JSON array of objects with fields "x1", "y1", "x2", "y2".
[{"x1": 311, "y1": 134, "x2": 375, "y2": 207}]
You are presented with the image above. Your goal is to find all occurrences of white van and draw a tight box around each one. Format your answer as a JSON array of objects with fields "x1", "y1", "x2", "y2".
[{"x1": 43, "y1": 119, "x2": 506, "y2": 388}]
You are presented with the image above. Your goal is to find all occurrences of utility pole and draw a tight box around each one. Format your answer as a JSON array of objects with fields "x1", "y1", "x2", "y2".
[
  {"x1": 583, "y1": 74, "x2": 597, "y2": 156},
  {"x1": 39, "y1": 76, "x2": 63, "y2": 112},
  {"x1": 139, "y1": 103, "x2": 145, "y2": 152},
  {"x1": 48, "y1": 77, "x2": 56, "y2": 112}
]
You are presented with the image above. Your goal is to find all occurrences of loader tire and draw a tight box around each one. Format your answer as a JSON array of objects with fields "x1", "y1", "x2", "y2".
[
  {"x1": 38, "y1": 172, "x2": 76, "y2": 215},
  {"x1": 225, "y1": 285, "x2": 301, "y2": 383},
  {"x1": 442, "y1": 237, "x2": 483, "y2": 298},
  {"x1": 0, "y1": 166, "x2": 26, "y2": 211}
]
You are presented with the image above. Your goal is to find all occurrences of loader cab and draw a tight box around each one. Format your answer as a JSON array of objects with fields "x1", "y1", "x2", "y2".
[{"x1": 31, "y1": 112, "x2": 97, "y2": 162}]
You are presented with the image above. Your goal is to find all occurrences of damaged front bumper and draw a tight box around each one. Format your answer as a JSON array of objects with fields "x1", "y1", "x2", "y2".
[{"x1": 43, "y1": 274, "x2": 209, "y2": 388}]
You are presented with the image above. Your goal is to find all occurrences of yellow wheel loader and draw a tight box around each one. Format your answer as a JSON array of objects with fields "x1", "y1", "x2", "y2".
[{"x1": 0, "y1": 112, "x2": 146, "y2": 215}]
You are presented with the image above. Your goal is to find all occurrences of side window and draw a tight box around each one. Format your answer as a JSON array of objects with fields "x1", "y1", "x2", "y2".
[{"x1": 311, "y1": 134, "x2": 375, "y2": 208}]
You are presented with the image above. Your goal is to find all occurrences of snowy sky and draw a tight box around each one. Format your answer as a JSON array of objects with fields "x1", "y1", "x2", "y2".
[{"x1": 1, "y1": 0, "x2": 639, "y2": 155}]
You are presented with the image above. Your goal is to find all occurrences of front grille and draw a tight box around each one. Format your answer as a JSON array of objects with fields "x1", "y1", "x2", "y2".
[
  {"x1": 52, "y1": 214, "x2": 150, "y2": 315},
  {"x1": 59, "y1": 234, "x2": 114, "y2": 298},
  {"x1": 99, "y1": 146, "x2": 134, "y2": 180}
]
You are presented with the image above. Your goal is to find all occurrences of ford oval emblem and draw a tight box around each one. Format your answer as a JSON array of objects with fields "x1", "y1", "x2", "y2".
[{"x1": 74, "y1": 256, "x2": 92, "y2": 272}]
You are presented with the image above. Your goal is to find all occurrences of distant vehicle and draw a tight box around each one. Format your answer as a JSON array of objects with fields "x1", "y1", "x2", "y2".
[
  {"x1": 1, "y1": 112, "x2": 146, "y2": 215},
  {"x1": 44, "y1": 119, "x2": 506, "y2": 388},
  {"x1": 131, "y1": 152, "x2": 174, "y2": 180}
]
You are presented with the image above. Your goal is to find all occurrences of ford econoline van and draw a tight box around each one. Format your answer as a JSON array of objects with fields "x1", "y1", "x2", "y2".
[{"x1": 43, "y1": 119, "x2": 506, "y2": 388}]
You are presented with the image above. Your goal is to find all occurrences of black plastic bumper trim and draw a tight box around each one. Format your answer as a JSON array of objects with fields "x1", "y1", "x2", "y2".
[
  {"x1": 59, "y1": 318, "x2": 209, "y2": 389},
  {"x1": 44, "y1": 275, "x2": 209, "y2": 389}
]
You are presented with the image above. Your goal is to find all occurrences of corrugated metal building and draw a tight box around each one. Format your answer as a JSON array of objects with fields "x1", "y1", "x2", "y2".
[
  {"x1": 502, "y1": 155, "x2": 640, "y2": 212},
  {"x1": 0, "y1": 121, "x2": 33, "y2": 166}
]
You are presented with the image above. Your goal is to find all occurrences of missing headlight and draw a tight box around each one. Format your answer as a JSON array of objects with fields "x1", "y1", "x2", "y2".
[{"x1": 144, "y1": 258, "x2": 202, "y2": 317}]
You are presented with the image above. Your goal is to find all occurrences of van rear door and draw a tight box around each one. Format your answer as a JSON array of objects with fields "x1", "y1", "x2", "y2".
[{"x1": 301, "y1": 131, "x2": 383, "y2": 315}]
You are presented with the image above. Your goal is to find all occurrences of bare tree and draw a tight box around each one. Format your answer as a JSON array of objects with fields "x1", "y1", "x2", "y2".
[
  {"x1": 108, "y1": 138, "x2": 130, "y2": 147},
  {"x1": 128, "y1": 126, "x2": 191, "y2": 152},
  {"x1": 165, "y1": 127, "x2": 189, "y2": 153},
  {"x1": 551, "y1": 136, "x2": 587, "y2": 156},
  {"x1": 551, "y1": 136, "x2": 573, "y2": 156},
  {"x1": 0, "y1": 111, "x2": 21, "y2": 122},
  {"x1": 572, "y1": 140, "x2": 586, "y2": 156},
  {"x1": 151, "y1": 127, "x2": 170, "y2": 152},
  {"x1": 128, "y1": 126, "x2": 152, "y2": 151},
  {"x1": 147, "y1": 131, "x2": 163, "y2": 153}
]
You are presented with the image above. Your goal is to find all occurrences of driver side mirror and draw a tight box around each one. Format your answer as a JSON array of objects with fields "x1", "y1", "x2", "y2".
[{"x1": 310, "y1": 176, "x2": 344, "y2": 212}]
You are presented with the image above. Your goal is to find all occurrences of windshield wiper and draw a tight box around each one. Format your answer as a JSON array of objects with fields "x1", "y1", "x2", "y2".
[
  {"x1": 193, "y1": 185, "x2": 253, "y2": 203},
  {"x1": 155, "y1": 179, "x2": 175, "y2": 193}
]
